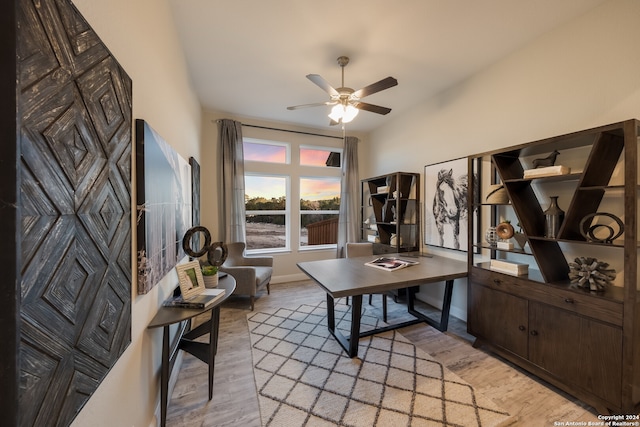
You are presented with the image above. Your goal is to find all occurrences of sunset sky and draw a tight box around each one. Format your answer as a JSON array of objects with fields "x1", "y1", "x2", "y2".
[{"x1": 244, "y1": 141, "x2": 341, "y2": 201}]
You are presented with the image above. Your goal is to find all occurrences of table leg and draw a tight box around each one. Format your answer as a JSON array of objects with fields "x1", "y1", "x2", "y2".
[
  {"x1": 208, "y1": 307, "x2": 220, "y2": 400},
  {"x1": 160, "y1": 326, "x2": 169, "y2": 427},
  {"x1": 326, "y1": 293, "x2": 335, "y2": 332},
  {"x1": 326, "y1": 293, "x2": 363, "y2": 358},
  {"x1": 348, "y1": 295, "x2": 362, "y2": 357},
  {"x1": 407, "y1": 279, "x2": 455, "y2": 332}
]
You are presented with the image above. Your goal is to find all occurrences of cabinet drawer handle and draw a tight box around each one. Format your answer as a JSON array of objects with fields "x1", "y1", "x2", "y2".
[
  {"x1": 564, "y1": 298, "x2": 574, "y2": 304},
  {"x1": 518, "y1": 325, "x2": 526, "y2": 331},
  {"x1": 493, "y1": 279, "x2": 502, "y2": 285},
  {"x1": 530, "y1": 330, "x2": 538, "y2": 336}
]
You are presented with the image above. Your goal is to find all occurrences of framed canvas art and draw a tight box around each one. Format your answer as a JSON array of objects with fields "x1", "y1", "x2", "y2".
[
  {"x1": 424, "y1": 157, "x2": 470, "y2": 251},
  {"x1": 136, "y1": 119, "x2": 192, "y2": 294}
]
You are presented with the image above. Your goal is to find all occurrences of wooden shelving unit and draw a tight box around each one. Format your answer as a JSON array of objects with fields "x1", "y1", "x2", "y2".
[
  {"x1": 467, "y1": 119, "x2": 640, "y2": 414},
  {"x1": 361, "y1": 172, "x2": 420, "y2": 254}
]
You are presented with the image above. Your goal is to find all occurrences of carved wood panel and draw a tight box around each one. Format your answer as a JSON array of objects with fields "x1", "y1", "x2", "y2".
[{"x1": 17, "y1": 0, "x2": 132, "y2": 425}]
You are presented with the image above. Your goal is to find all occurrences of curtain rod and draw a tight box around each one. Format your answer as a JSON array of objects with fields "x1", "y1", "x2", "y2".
[{"x1": 215, "y1": 120, "x2": 343, "y2": 140}]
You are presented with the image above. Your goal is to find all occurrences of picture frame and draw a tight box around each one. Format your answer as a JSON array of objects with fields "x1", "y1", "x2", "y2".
[
  {"x1": 424, "y1": 157, "x2": 470, "y2": 251},
  {"x1": 136, "y1": 119, "x2": 192, "y2": 294},
  {"x1": 176, "y1": 260, "x2": 205, "y2": 300}
]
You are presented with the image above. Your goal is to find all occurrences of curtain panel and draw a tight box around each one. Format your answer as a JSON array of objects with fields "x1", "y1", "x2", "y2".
[
  {"x1": 219, "y1": 119, "x2": 246, "y2": 243},
  {"x1": 336, "y1": 136, "x2": 359, "y2": 257}
]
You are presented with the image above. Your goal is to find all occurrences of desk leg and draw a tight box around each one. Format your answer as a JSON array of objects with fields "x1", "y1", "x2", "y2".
[
  {"x1": 348, "y1": 296, "x2": 362, "y2": 357},
  {"x1": 407, "y1": 279, "x2": 455, "y2": 332},
  {"x1": 160, "y1": 326, "x2": 170, "y2": 427},
  {"x1": 326, "y1": 293, "x2": 362, "y2": 358},
  {"x1": 208, "y1": 307, "x2": 220, "y2": 400},
  {"x1": 326, "y1": 293, "x2": 335, "y2": 332}
]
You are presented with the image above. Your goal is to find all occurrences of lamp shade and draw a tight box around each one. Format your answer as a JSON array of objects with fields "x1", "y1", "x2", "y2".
[{"x1": 328, "y1": 104, "x2": 359, "y2": 123}]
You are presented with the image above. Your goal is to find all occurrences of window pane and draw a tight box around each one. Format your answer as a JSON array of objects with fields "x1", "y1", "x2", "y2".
[
  {"x1": 300, "y1": 178, "x2": 340, "y2": 210},
  {"x1": 244, "y1": 140, "x2": 287, "y2": 163},
  {"x1": 245, "y1": 175, "x2": 287, "y2": 251},
  {"x1": 301, "y1": 213, "x2": 338, "y2": 246},
  {"x1": 300, "y1": 147, "x2": 341, "y2": 167},
  {"x1": 300, "y1": 177, "x2": 340, "y2": 246},
  {"x1": 246, "y1": 214, "x2": 286, "y2": 250},
  {"x1": 245, "y1": 176, "x2": 286, "y2": 210}
]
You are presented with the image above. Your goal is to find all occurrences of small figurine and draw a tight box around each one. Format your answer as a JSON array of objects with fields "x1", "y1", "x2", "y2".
[{"x1": 532, "y1": 150, "x2": 560, "y2": 168}]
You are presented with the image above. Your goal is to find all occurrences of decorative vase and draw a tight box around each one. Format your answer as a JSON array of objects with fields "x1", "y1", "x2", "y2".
[
  {"x1": 203, "y1": 273, "x2": 218, "y2": 288},
  {"x1": 485, "y1": 226, "x2": 498, "y2": 246},
  {"x1": 544, "y1": 196, "x2": 564, "y2": 239}
]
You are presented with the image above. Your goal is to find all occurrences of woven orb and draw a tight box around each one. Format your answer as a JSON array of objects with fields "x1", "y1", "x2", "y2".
[{"x1": 569, "y1": 257, "x2": 616, "y2": 292}]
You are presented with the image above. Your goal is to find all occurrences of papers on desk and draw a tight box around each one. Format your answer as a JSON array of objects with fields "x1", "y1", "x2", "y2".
[
  {"x1": 365, "y1": 257, "x2": 419, "y2": 272},
  {"x1": 163, "y1": 288, "x2": 225, "y2": 309}
]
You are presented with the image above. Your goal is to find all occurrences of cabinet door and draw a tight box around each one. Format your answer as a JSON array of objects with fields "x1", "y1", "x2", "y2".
[
  {"x1": 529, "y1": 302, "x2": 622, "y2": 406},
  {"x1": 468, "y1": 283, "x2": 528, "y2": 358}
]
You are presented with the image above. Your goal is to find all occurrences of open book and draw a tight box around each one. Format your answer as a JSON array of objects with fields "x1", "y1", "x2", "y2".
[{"x1": 365, "y1": 257, "x2": 419, "y2": 272}]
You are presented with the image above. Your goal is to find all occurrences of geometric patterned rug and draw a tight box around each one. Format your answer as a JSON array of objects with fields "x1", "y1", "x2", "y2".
[{"x1": 247, "y1": 300, "x2": 515, "y2": 426}]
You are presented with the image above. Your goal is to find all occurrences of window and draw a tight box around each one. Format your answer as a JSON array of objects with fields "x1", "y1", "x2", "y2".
[
  {"x1": 300, "y1": 177, "x2": 340, "y2": 247},
  {"x1": 243, "y1": 138, "x2": 341, "y2": 253},
  {"x1": 300, "y1": 146, "x2": 341, "y2": 168},
  {"x1": 244, "y1": 174, "x2": 288, "y2": 251},
  {"x1": 244, "y1": 139, "x2": 288, "y2": 164}
]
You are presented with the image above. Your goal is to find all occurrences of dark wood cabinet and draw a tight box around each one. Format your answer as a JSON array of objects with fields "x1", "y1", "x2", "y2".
[
  {"x1": 361, "y1": 172, "x2": 420, "y2": 254},
  {"x1": 467, "y1": 119, "x2": 639, "y2": 414}
]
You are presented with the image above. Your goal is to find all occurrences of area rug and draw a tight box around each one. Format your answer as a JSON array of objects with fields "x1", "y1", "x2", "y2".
[{"x1": 247, "y1": 300, "x2": 515, "y2": 427}]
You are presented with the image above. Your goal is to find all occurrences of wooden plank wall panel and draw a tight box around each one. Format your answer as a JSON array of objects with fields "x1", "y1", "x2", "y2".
[{"x1": 17, "y1": 0, "x2": 132, "y2": 425}]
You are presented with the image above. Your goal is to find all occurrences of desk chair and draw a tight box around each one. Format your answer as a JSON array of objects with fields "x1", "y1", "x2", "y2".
[{"x1": 345, "y1": 242, "x2": 388, "y2": 322}]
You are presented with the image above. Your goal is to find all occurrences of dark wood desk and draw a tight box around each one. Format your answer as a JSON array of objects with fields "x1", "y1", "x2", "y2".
[
  {"x1": 148, "y1": 275, "x2": 235, "y2": 427},
  {"x1": 297, "y1": 255, "x2": 467, "y2": 357}
]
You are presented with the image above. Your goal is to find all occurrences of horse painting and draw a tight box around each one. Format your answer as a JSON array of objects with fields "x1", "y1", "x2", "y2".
[{"x1": 432, "y1": 168, "x2": 468, "y2": 249}]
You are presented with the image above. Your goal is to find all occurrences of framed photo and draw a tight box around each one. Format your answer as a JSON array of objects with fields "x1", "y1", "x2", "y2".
[
  {"x1": 424, "y1": 157, "x2": 470, "y2": 251},
  {"x1": 176, "y1": 261, "x2": 205, "y2": 300}
]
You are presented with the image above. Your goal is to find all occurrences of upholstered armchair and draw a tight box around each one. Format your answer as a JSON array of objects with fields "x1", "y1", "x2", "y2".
[{"x1": 220, "y1": 242, "x2": 273, "y2": 310}]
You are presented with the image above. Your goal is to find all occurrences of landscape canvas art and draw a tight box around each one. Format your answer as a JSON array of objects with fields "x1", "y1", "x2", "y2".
[
  {"x1": 424, "y1": 158, "x2": 469, "y2": 251},
  {"x1": 136, "y1": 119, "x2": 192, "y2": 294}
]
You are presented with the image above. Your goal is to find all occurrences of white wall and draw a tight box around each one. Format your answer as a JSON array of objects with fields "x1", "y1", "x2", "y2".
[
  {"x1": 366, "y1": 0, "x2": 640, "y2": 321},
  {"x1": 200, "y1": 110, "x2": 369, "y2": 281},
  {"x1": 70, "y1": 1, "x2": 201, "y2": 426}
]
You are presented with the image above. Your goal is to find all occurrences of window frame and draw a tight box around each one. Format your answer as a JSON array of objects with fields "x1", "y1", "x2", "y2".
[{"x1": 242, "y1": 138, "x2": 342, "y2": 254}]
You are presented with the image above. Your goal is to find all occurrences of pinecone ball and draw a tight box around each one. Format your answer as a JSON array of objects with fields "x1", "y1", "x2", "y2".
[{"x1": 569, "y1": 257, "x2": 616, "y2": 292}]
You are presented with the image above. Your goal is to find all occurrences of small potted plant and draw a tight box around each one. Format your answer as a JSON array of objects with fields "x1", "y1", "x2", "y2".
[{"x1": 201, "y1": 264, "x2": 218, "y2": 288}]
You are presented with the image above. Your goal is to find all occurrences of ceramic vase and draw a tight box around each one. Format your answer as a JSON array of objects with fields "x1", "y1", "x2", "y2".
[
  {"x1": 203, "y1": 273, "x2": 218, "y2": 288},
  {"x1": 544, "y1": 196, "x2": 564, "y2": 238}
]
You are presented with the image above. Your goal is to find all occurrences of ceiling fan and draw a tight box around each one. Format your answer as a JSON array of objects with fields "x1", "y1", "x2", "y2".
[{"x1": 287, "y1": 56, "x2": 398, "y2": 125}]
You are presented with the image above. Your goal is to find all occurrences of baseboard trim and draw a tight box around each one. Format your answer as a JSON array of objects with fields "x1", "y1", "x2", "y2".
[{"x1": 271, "y1": 273, "x2": 309, "y2": 284}]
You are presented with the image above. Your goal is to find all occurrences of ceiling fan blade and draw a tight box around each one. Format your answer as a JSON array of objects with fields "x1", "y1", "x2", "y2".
[
  {"x1": 329, "y1": 119, "x2": 340, "y2": 126},
  {"x1": 287, "y1": 101, "x2": 336, "y2": 110},
  {"x1": 352, "y1": 76, "x2": 398, "y2": 99},
  {"x1": 307, "y1": 74, "x2": 339, "y2": 97},
  {"x1": 354, "y1": 102, "x2": 392, "y2": 115}
]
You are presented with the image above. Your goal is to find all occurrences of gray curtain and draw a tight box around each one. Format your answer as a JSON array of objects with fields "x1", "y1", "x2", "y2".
[
  {"x1": 219, "y1": 119, "x2": 246, "y2": 243},
  {"x1": 336, "y1": 136, "x2": 359, "y2": 258}
]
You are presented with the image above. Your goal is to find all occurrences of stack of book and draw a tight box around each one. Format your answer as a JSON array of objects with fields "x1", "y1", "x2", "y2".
[
  {"x1": 163, "y1": 288, "x2": 225, "y2": 309},
  {"x1": 489, "y1": 259, "x2": 529, "y2": 276},
  {"x1": 523, "y1": 165, "x2": 570, "y2": 179}
]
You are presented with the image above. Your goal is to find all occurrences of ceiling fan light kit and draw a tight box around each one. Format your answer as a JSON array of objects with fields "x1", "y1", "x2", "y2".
[
  {"x1": 287, "y1": 56, "x2": 398, "y2": 125},
  {"x1": 329, "y1": 104, "x2": 359, "y2": 123}
]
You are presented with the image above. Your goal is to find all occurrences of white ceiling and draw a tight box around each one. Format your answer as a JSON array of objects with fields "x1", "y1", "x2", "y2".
[{"x1": 168, "y1": 0, "x2": 607, "y2": 133}]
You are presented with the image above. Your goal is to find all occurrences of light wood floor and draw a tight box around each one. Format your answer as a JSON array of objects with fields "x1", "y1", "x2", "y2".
[{"x1": 165, "y1": 280, "x2": 599, "y2": 426}]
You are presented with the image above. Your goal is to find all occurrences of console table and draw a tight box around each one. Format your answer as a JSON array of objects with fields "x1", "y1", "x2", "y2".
[{"x1": 148, "y1": 275, "x2": 236, "y2": 427}]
